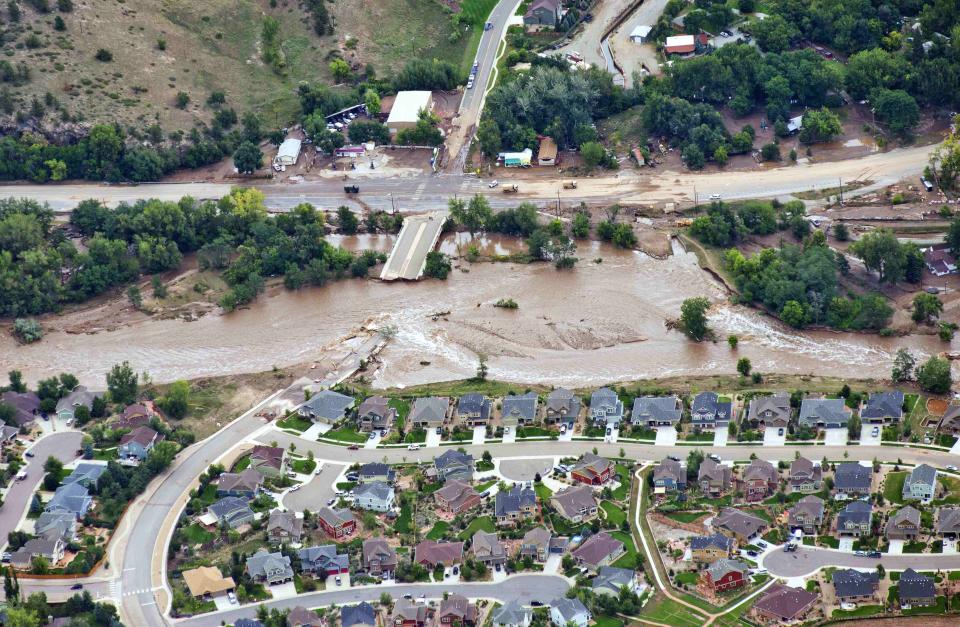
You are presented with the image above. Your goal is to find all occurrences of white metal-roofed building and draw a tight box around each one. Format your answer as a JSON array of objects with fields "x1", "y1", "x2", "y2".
[
  {"x1": 273, "y1": 138, "x2": 302, "y2": 168},
  {"x1": 386, "y1": 91, "x2": 433, "y2": 134}
]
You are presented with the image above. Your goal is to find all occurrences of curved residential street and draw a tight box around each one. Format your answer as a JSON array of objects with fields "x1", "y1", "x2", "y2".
[{"x1": 762, "y1": 544, "x2": 960, "y2": 578}]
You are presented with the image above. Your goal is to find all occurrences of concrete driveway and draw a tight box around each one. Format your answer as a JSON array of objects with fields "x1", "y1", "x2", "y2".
[
  {"x1": 763, "y1": 428, "x2": 787, "y2": 447},
  {"x1": 502, "y1": 427, "x2": 517, "y2": 444},
  {"x1": 558, "y1": 425, "x2": 573, "y2": 442},
  {"x1": 713, "y1": 430, "x2": 728, "y2": 447},
  {"x1": 838, "y1": 538, "x2": 854, "y2": 553},
  {"x1": 887, "y1": 539, "x2": 904, "y2": 555},
  {"x1": 824, "y1": 428, "x2": 848, "y2": 447},
  {"x1": 364, "y1": 432, "x2": 381, "y2": 449},
  {"x1": 859, "y1": 426, "x2": 882, "y2": 446},
  {"x1": 655, "y1": 427, "x2": 677, "y2": 446},
  {"x1": 425, "y1": 428, "x2": 443, "y2": 448},
  {"x1": 472, "y1": 426, "x2": 487, "y2": 446},
  {"x1": 282, "y1": 462, "x2": 345, "y2": 512},
  {"x1": 605, "y1": 427, "x2": 619, "y2": 443}
]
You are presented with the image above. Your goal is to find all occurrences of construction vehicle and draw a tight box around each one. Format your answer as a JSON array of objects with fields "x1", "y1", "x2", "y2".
[
  {"x1": 563, "y1": 181, "x2": 577, "y2": 189},
  {"x1": 502, "y1": 184, "x2": 519, "y2": 193},
  {"x1": 344, "y1": 185, "x2": 360, "y2": 194}
]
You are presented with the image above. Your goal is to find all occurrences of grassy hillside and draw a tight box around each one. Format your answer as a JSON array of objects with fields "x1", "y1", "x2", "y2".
[{"x1": 0, "y1": 0, "x2": 475, "y2": 133}]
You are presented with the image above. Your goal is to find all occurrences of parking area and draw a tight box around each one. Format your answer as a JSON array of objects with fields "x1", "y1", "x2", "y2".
[
  {"x1": 763, "y1": 427, "x2": 787, "y2": 447},
  {"x1": 364, "y1": 432, "x2": 382, "y2": 449},
  {"x1": 713, "y1": 430, "x2": 728, "y2": 447},
  {"x1": 859, "y1": 424, "x2": 882, "y2": 446},
  {"x1": 326, "y1": 573, "x2": 351, "y2": 589},
  {"x1": 838, "y1": 538, "x2": 855, "y2": 553},
  {"x1": 824, "y1": 428, "x2": 848, "y2": 447},
  {"x1": 887, "y1": 539, "x2": 904, "y2": 555},
  {"x1": 558, "y1": 425, "x2": 573, "y2": 442},
  {"x1": 655, "y1": 427, "x2": 678, "y2": 447},
  {"x1": 425, "y1": 428, "x2": 443, "y2": 448},
  {"x1": 472, "y1": 426, "x2": 486, "y2": 446},
  {"x1": 502, "y1": 427, "x2": 517, "y2": 444},
  {"x1": 944, "y1": 539, "x2": 957, "y2": 555}
]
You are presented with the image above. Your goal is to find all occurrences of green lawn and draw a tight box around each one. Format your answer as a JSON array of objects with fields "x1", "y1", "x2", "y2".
[
  {"x1": 458, "y1": 516, "x2": 495, "y2": 540},
  {"x1": 476, "y1": 480, "x2": 497, "y2": 493},
  {"x1": 323, "y1": 427, "x2": 368, "y2": 444},
  {"x1": 276, "y1": 414, "x2": 312, "y2": 432},
  {"x1": 534, "y1": 483, "x2": 553, "y2": 500},
  {"x1": 290, "y1": 458, "x2": 316, "y2": 474},
  {"x1": 232, "y1": 456, "x2": 250, "y2": 472},
  {"x1": 819, "y1": 536, "x2": 839, "y2": 549},
  {"x1": 396, "y1": 501, "x2": 413, "y2": 534},
  {"x1": 182, "y1": 523, "x2": 214, "y2": 545},
  {"x1": 638, "y1": 595, "x2": 707, "y2": 627},
  {"x1": 196, "y1": 483, "x2": 218, "y2": 507},
  {"x1": 831, "y1": 605, "x2": 882, "y2": 619},
  {"x1": 601, "y1": 501, "x2": 626, "y2": 526},
  {"x1": 388, "y1": 398, "x2": 410, "y2": 433},
  {"x1": 675, "y1": 571, "x2": 699, "y2": 585},
  {"x1": 612, "y1": 464, "x2": 631, "y2": 500},
  {"x1": 517, "y1": 426, "x2": 553, "y2": 438},
  {"x1": 93, "y1": 447, "x2": 117, "y2": 461},
  {"x1": 592, "y1": 616, "x2": 623, "y2": 627},
  {"x1": 664, "y1": 511, "x2": 708, "y2": 524},
  {"x1": 684, "y1": 432, "x2": 716, "y2": 442},
  {"x1": 903, "y1": 540, "x2": 927, "y2": 553},
  {"x1": 884, "y1": 472, "x2": 907, "y2": 504},
  {"x1": 902, "y1": 596, "x2": 947, "y2": 615},
  {"x1": 949, "y1": 570, "x2": 960, "y2": 581},
  {"x1": 745, "y1": 508, "x2": 772, "y2": 523},
  {"x1": 611, "y1": 530, "x2": 640, "y2": 569},
  {"x1": 426, "y1": 521, "x2": 450, "y2": 540}
]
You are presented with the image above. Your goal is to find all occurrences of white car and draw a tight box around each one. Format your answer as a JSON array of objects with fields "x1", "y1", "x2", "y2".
[
  {"x1": 289, "y1": 484, "x2": 301, "y2": 492},
  {"x1": 871, "y1": 426, "x2": 879, "y2": 437},
  {"x1": 709, "y1": 194, "x2": 721, "y2": 200},
  {"x1": 948, "y1": 465, "x2": 958, "y2": 472},
  {"x1": 488, "y1": 180, "x2": 498, "y2": 188},
  {"x1": 559, "y1": 424, "x2": 567, "y2": 434},
  {"x1": 408, "y1": 443, "x2": 421, "y2": 450}
]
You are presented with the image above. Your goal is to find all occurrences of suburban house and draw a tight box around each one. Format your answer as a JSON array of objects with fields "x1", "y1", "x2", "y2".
[
  {"x1": 860, "y1": 391, "x2": 904, "y2": 424},
  {"x1": 471, "y1": 530, "x2": 507, "y2": 567},
  {"x1": 35, "y1": 511, "x2": 77, "y2": 543},
  {"x1": 798, "y1": 398, "x2": 852, "y2": 429},
  {"x1": 55, "y1": 386, "x2": 102, "y2": 422},
  {"x1": 433, "y1": 450, "x2": 475, "y2": 482},
  {"x1": 457, "y1": 393, "x2": 491, "y2": 427},
  {"x1": 495, "y1": 485, "x2": 537, "y2": 526},
  {"x1": 663, "y1": 33, "x2": 709, "y2": 55},
  {"x1": 903, "y1": 464, "x2": 937, "y2": 503},
  {"x1": 392, "y1": 599, "x2": 431, "y2": 627},
  {"x1": 10, "y1": 538, "x2": 65, "y2": 569},
  {"x1": 522, "y1": 0, "x2": 559, "y2": 28},
  {"x1": 318, "y1": 506, "x2": 357, "y2": 539},
  {"x1": 0, "y1": 425, "x2": 18, "y2": 444},
  {"x1": 788, "y1": 496, "x2": 825, "y2": 534},
  {"x1": 410, "y1": 397, "x2": 448, "y2": 430},
  {"x1": 363, "y1": 537, "x2": 398, "y2": 578},
  {"x1": 886, "y1": 506, "x2": 921, "y2": 540},
  {"x1": 182, "y1": 566, "x2": 235, "y2": 602},
  {"x1": 353, "y1": 481, "x2": 396, "y2": 512},
  {"x1": 589, "y1": 388, "x2": 623, "y2": 427},
  {"x1": 267, "y1": 510, "x2": 303, "y2": 544},
  {"x1": 713, "y1": 508, "x2": 768, "y2": 544},
  {"x1": 438, "y1": 594, "x2": 477, "y2": 627},
  {"x1": 653, "y1": 458, "x2": 687, "y2": 493},
  {"x1": 498, "y1": 393, "x2": 537, "y2": 429},
  {"x1": 630, "y1": 396, "x2": 682, "y2": 427},
  {"x1": 940, "y1": 403, "x2": 960, "y2": 434},
  {"x1": 63, "y1": 463, "x2": 106, "y2": 489},
  {"x1": 491, "y1": 600, "x2": 532, "y2": 627},
  {"x1": 789, "y1": 457, "x2": 822, "y2": 493},
  {"x1": 698, "y1": 458, "x2": 732, "y2": 496},
  {"x1": 551, "y1": 485, "x2": 598, "y2": 522},
  {"x1": 701, "y1": 559, "x2": 748, "y2": 593},
  {"x1": 690, "y1": 392, "x2": 732, "y2": 430},
  {"x1": 207, "y1": 496, "x2": 255, "y2": 529},
  {"x1": 899, "y1": 569, "x2": 937, "y2": 607},
  {"x1": 837, "y1": 501, "x2": 873, "y2": 536},
  {"x1": 550, "y1": 598, "x2": 590, "y2": 627},
  {"x1": 118, "y1": 426, "x2": 163, "y2": 465},
  {"x1": 741, "y1": 459, "x2": 779, "y2": 502},
  {"x1": 46, "y1": 483, "x2": 93, "y2": 519},
  {"x1": 245, "y1": 549, "x2": 294, "y2": 585},
  {"x1": 435, "y1": 480, "x2": 482, "y2": 514},
  {"x1": 298, "y1": 389, "x2": 355, "y2": 424},
  {"x1": 359, "y1": 462, "x2": 396, "y2": 484},
  {"x1": 342, "y1": 603, "x2": 378, "y2": 627},
  {"x1": 834, "y1": 463, "x2": 872, "y2": 497},
  {"x1": 249, "y1": 445, "x2": 286, "y2": 478},
  {"x1": 357, "y1": 396, "x2": 396, "y2": 433},
  {"x1": 571, "y1": 531, "x2": 624, "y2": 572},
  {"x1": 592, "y1": 566, "x2": 639, "y2": 596},
  {"x1": 690, "y1": 534, "x2": 733, "y2": 564},
  {"x1": 115, "y1": 403, "x2": 156, "y2": 430},
  {"x1": 751, "y1": 584, "x2": 819, "y2": 624},
  {"x1": 299, "y1": 545, "x2": 349, "y2": 577},
  {"x1": 747, "y1": 393, "x2": 791, "y2": 428},
  {"x1": 924, "y1": 246, "x2": 958, "y2": 276},
  {"x1": 833, "y1": 569, "x2": 879, "y2": 603},
  {"x1": 570, "y1": 453, "x2": 613, "y2": 486},
  {"x1": 216, "y1": 469, "x2": 263, "y2": 498},
  {"x1": 414, "y1": 540, "x2": 464, "y2": 568},
  {"x1": 545, "y1": 388, "x2": 580, "y2": 425},
  {"x1": 1, "y1": 390, "x2": 40, "y2": 426},
  {"x1": 288, "y1": 608, "x2": 322, "y2": 627},
  {"x1": 520, "y1": 527, "x2": 552, "y2": 562},
  {"x1": 938, "y1": 506, "x2": 960, "y2": 537}
]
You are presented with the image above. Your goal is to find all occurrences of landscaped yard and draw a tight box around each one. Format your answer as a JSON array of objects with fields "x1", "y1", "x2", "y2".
[
  {"x1": 638, "y1": 595, "x2": 707, "y2": 627},
  {"x1": 601, "y1": 501, "x2": 626, "y2": 526},
  {"x1": 93, "y1": 447, "x2": 117, "y2": 461},
  {"x1": 182, "y1": 523, "x2": 214, "y2": 545},
  {"x1": 534, "y1": 483, "x2": 553, "y2": 500},
  {"x1": 426, "y1": 521, "x2": 450, "y2": 540},
  {"x1": 232, "y1": 456, "x2": 250, "y2": 472},
  {"x1": 902, "y1": 595, "x2": 947, "y2": 615},
  {"x1": 819, "y1": 536, "x2": 839, "y2": 549},
  {"x1": 458, "y1": 516, "x2": 495, "y2": 540},
  {"x1": 592, "y1": 616, "x2": 623, "y2": 627},
  {"x1": 831, "y1": 605, "x2": 882, "y2": 619},
  {"x1": 396, "y1": 501, "x2": 413, "y2": 534},
  {"x1": 323, "y1": 426, "x2": 368, "y2": 443},
  {"x1": 884, "y1": 472, "x2": 907, "y2": 504},
  {"x1": 388, "y1": 398, "x2": 410, "y2": 432},
  {"x1": 517, "y1": 426, "x2": 553, "y2": 438},
  {"x1": 664, "y1": 511, "x2": 708, "y2": 524},
  {"x1": 612, "y1": 464, "x2": 631, "y2": 500},
  {"x1": 290, "y1": 458, "x2": 317, "y2": 474},
  {"x1": 611, "y1": 530, "x2": 640, "y2": 569},
  {"x1": 675, "y1": 571, "x2": 699, "y2": 585},
  {"x1": 276, "y1": 414, "x2": 312, "y2": 432},
  {"x1": 476, "y1": 480, "x2": 497, "y2": 493},
  {"x1": 903, "y1": 540, "x2": 927, "y2": 553}
]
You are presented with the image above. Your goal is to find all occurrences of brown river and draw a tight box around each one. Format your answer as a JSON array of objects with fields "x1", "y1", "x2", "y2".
[{"x1": 1, "y1": 236, "x2": 951, "y2": 388}]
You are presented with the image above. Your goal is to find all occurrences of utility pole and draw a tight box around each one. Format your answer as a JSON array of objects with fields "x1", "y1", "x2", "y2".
[
  {"x1": 693, "y1": 185, "x2": 698, "y2": 208},
  {"x1": 838, "y1": 177, "x2": 843, "y2": 206},
  {"x1": 556, "y1": 189, "x2": 561, "y2": 217}
]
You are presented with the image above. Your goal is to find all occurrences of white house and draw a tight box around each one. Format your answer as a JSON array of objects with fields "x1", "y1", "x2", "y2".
[
  {"x1": 629, "y1": 24, "x2": 652, "y2": 43},
  {"x1": 274, "y1": 138, "x2": 302, "y2": 168},
  {"x1": 550, "y1": 598, "x2": 590, "y2": 627}
]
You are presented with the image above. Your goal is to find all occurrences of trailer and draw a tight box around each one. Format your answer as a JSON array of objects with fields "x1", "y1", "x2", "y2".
[
  {"x1": 502, "y1": 184, "x2": 519, "y2": 193},
  {"x1": 563, "y1": 181, "x2": 577, "y2": 189}
]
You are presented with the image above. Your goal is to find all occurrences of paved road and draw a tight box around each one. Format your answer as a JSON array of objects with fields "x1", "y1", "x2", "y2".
[
  {"x1": 380, "y1": 211, "x2": 448, "y2": 280},
  {"x1": 281, "y1": 462, "x2": 345, "y2": 512},
  {"x1": 763, "y1": 545, "x2": 960, "y2": 578},
  {"x1": 177, "y1": 575, "x2": 569, "y2": 627},
  {"x1": 0, "y1": 431, "x2": 82, "y2": 551}
]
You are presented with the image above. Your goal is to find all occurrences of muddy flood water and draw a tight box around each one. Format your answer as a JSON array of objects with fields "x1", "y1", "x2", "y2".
[{"x1": 1, "y1": 237, "x2": 951, "y2": 388}]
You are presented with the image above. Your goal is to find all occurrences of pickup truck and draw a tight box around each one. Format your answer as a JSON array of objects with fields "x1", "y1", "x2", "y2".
[{"x1": 15, "y1": 471, "x2": 27, "y2": 481}]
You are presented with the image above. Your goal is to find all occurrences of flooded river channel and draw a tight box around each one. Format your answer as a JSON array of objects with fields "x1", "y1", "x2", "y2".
[{"x1": 1, "y1": 237, "x2": 949, "y2": 388}]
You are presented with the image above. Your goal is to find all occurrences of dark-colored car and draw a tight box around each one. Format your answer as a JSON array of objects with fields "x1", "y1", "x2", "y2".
[
  {"x1": 531, "y1": 601, "x2": 544, "y2": 607},
  {"x1": 70, "y1": 583, "x2": 83, "y2": 590},
  {"x1": 348, "y1": 444, "x2": 359, "y2": 450}
]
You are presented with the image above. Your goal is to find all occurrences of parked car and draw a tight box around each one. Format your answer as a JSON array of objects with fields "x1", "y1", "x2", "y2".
[
  {"x1": 531, "y1": 601, "x2": 544, "y2": 607},
  {"x1": 368, "y1": 432, "x2": 377, "y2": 440},
  {"x1": 71, "y1": 583, "x2": 83, "y2": 590},
  {"x1": 746, "y1": 550, "x2": 758, "y2": 557},
  {"x1": 559, "y1": 424, "x2": 567, "y2": 434},
  {"x1": 289, "y1": 484, "x2": 301, "y2": 492},
  {"x1": 948, "y1": 465, "x2": 958, "y2": 471},
  {"x1": 327, "y1": 497, "x2": 336, "y2": 506},
  {"x1": 335, "y1": 576, "x2": 342, "y2": 586},
  {"x1": 348, "y1": 444, "x2": 359, "y2": 450},
  {"x1": 777, "y1": 428, "x2": 784, "y2": 436},
  {"x1": 436, "y1": 427, "x2": 442, "y2": 434},
  {"x1": 408, "y1": 443, "x2": 421, "y2": 450},
  {"x1": 871, "y1": 426, "x2": 879, "y2": 437},
  {"x1": 709, "y1": 193, "x2": 721, "y2": 200},
  {"x1": 756, "y1": 540, "x2": 768, "y2": 549},
  {"x1": 24, "y1": 451, "x2": 34, "y2": 458},
  {"x1": 227, "y1": 591, "x2": 237, "y2": 604}
]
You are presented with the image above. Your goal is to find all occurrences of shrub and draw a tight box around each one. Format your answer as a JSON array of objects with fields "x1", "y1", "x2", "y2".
[
  {"x1": 13, "y1": 318, "x2": 43, "y2": 343},
  {"x1": 94, "y1": 48, "x2": 113, "y2": 62}
]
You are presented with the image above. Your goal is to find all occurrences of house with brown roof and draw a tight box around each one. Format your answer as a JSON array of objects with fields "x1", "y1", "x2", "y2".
[
  {"x1": 741, "y1": 459, "x2": 779, "y2": 502},
  {"x1": 182, "y1": 566, "x2": 235, "y2": 600},
  {"x1": 288, "y1": 606, "x2": 321, "y2": 627},
  {"x1": 653, "y1": 458, "x2": 687, "y2": 493},
  {"x1": 118, "y1": 426, "x2": 164, "y2": 465},
  {"x1": 267, "y1": 510, "x2": 303, "y2": 544},
  {"x1": 522, "y1": 0, "x2": 559, "y2": 28},
  {"x1": 392, "y1": 599, "x2": 431, "y2": 627},
  {"x1": 937, "y1": 506, "x2": 960, "y2": 537},
  {"x1": 550, "y1": 485, "x2": 598, "y2": 522},
  {"x1": 216, "y1": 469, "x2": 264, "y2": 498},
  {"x1": 414, "y1": 540, "x2": 464, "y2": 568},
  {"x1": 544, "y1": 388, "x2": 580, "y2": 424},
  {"x1": 698, "y1": 458, "x2": 732, "y2": 496},
  {"x1": 789, "y1": 457, "x2": 822, "y2": 493},
  {"x1": 747, "y1": 393, "x2": 791, "y2": 428},
  {"x1": 358, "y1": 396, "x2": 396, "y2": 433},
  {"x1": 471, "y1": 530, "x2": 507, "y2": 566},
  {"x1": 713, "y1": 508, "x2": 768, "y2": 544},
  {"x1": 939, "y1": 403, "x2": 960, "y2": 434},
  {"x1": 435, "y1": 480, "x2": 481, "y2": 514},
  {"x1": 751, "y1": 584, "x2": 818, "y2": 624},
  {"x1": 114, "y1": 403, "x2": 156, "y2": 430},
  {"x1": 363, "y1": 537, "x2": 398, "y2": 578},
  {"x1": 571, "y1": 531, "x2": 624, "y2": 572},
  {"x1": 438, "y1": 594, "x2": 477, "y2": 627},
  {"x1": 248, "y1": 445, "x2": 286, "y2": 478},
  {"x1": 788, "y1": 496, "x2": 824, "y2": 535},
  {"x1": 1, "y1": 391, "x2": 40, "y2": 426},
  {"x1": 886, "y1": 505, "x2": 921, "y2": 540}
]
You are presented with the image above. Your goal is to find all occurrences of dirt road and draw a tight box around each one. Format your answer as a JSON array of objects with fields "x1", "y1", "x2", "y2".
[{"x1": 608, "y1": 0, "x2": 670, "y2": 84}]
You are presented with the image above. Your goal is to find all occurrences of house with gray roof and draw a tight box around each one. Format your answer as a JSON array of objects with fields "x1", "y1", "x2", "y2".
[
  {"x1": 550, "y1": 485, "x2": 598, "y2": 522},
  {"x1": 34, "y1": 511, "x2": 77, "y2": 543},
  {"x1": 267, "y1": 510, "x2": 303, "y2": 544},
  {"x1": 523, "y1": 0, "x2": 560, "y2": 28},
  {"x1": 589, "y1": 388, "x2": 623, "y2": 427},
  {"x1": 358, "y1": 462, "x2": 396, "y2": 484},
  {"x1": 690, "y1": 534, "x2": 733, "y2": 563},
  {"x1": 297, "y1": 390, "x2": 355, "y2": 424},
  {"x1": 501, "y1": 393, "x2": 538, "y2": 427},
  {"x1": 410, "y1": 396, "x2": 449, "y2": 429},
  {"x1": 592, "y1": 566, "x2": 639, "y2": 596},
  {"x1": 55, "y1": 386, "x2": 102, "y2": 422},
  {"x1": 571, "y1": 531, "x2": 624, "y2": 571},
  {"x1": 630, "y1": 396, "x2": 682, "y2": 427},
  {"x1": 45, "y1": 482, "x2": 93, "y2": 519},
  {"x1": 788, "y1": 496, "x2": 825, "y2": 534},
  {"x1": 288, "y1": 606, "x2": 320, "y2": 627},
  {"x1": 713, "y1": 508, "x2": 767, "y2": 543},
  {"x1": 936, "y1": 506, "x2": 960, "y2": 536},
  {"x1": 433, "y1": 449, "x2": 474, "y2": 482},
  {"x1": 245, "y1": 549, "x2": 294, "y2": 585},
  {"x1": 207, "y1": 496, "x2": 255, "y2": 529},
  {"x1": 899, "y1": 569, "x2": 936, "y2": 607},
  {"x1": 118, "y1": 426, "x2": 163, "y2": 465},
  {"x1": 747, "y1": 393, "x2": 791, "y2": 428},
  {"x1": 495, "y1": 485, "x2": 536, "y2": 526},
  {"x1": 299, "y1": 545, "x2": 349, "y2": 577},
  {"x1": 10, "y1": 538, "x2": 64, "y2": 569},
  {"x1": 834, "y1": 463, "x2": 872, "y2": 497},
  {"x1": 357, "y1": 396, "x2": 396, "y2": 433},
  {"x1": 837, "y1": 501, "x2": 872, "y2": 536},
  {"x1": 362, "y1": 537, "x2": 397, "y2": 578},
  {"x1": 653, "y1": 458, "x2": 686, "y2": 492},
  {"x1": 62, "y1": 463, "x2": 106, "y2": 489},
  {"x1": 491, "y1": 600, "x2": 532, "y2": 627},
  {"x1": 940, "y1": 402, "x2": 960, "y2": 434},
  {"x1": 457, "y1": 393, "x2": 491, "y2": 427},
  {"x1": 0, "y1": 425, "x2": 17, "y2": 443},
  {"x1": 886, "y1": 505, "x2": 921, "y2": 540},
  {"x1": 216, "y1": 469, "x2": 263, "y2": 498},
  {"x1": 833, "y1": 569, "x2": 879, "y2": 602},
  {"x1": 549, "y1": 597, "x2": 590, "y2": 627},
  {"x1": 353, "y1": 481, "x2": 395, "y2": 512},
  {"x1": 1, "y1": 391, "x2": 40, "y2": 426},
  {"x1": 799, "y1": 397, "x2": 851, "y2": 429},
  {"x1": 471, "y1": 530, "x2": 507, "y2": 566},
  {"x1": 690, "y1": 392, "x2": 731, "y2": 430},
  {"x1": 903, "y1": 464, "x2": 937, "y2": 503},
  {"x1": 520, "y1": 526, "x2": 551, "y2": 562},
  {"x1": 698, "y1": 457, "x2": 732, "y2": 496},
  {"x1": 861, "y1": 391, "x2": 904, "y2": 424},
  {"x1": 545, "y1": 388, "x2": 579, "y2": 425},
  {"x1": 342, "y1": 602, "x2": 377, "y2": 627},
  {"x1": 789, "y1": 457, "x2": 822, "y2": 493}
]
